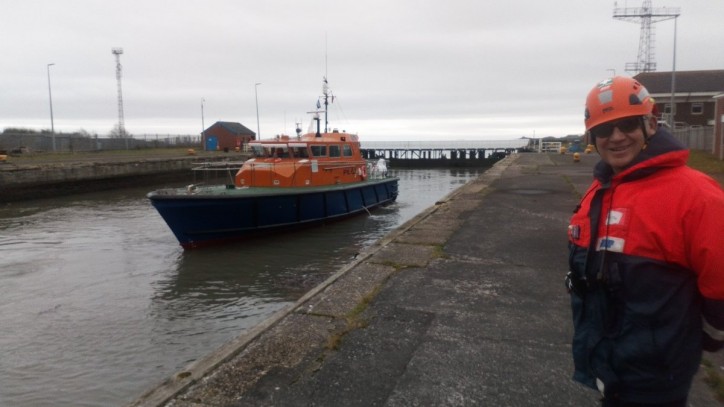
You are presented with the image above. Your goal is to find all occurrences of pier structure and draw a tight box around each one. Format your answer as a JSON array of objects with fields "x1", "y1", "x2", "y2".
[{"x1": 360, "y1": 139, "x2": 531, "y2": 167}]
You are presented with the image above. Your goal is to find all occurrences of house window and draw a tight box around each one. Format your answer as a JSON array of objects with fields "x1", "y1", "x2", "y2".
[
  {"x1": 691, "y1": 103, "x2": 703, "y2": 115},
  {"x1": 663, "y1": 104, "x2": 672, "y2": 114}
]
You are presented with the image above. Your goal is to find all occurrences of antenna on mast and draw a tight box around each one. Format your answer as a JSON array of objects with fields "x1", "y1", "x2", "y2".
[{"x1": 322, "y1": 77, "x2": 334, "y2": 133}]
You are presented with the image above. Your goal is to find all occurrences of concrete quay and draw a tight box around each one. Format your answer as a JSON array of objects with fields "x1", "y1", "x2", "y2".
[
  {"x1": 130, "y1": 152, "x2": 721, "y2": 407},
  {"x1": 0, "y1": 153, "x2": 247, "y2": 202}
]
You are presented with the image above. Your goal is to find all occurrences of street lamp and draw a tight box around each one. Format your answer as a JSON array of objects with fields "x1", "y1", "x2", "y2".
[
  {"x1": 255, "y1": 82, "x2": 262, "y2": 139},
  {"x1": 201, "y1": 98, "x2": 206, "y2": 140},
  {"x1": 47, "y1": 63, "x2": 55, "y2": 151}
]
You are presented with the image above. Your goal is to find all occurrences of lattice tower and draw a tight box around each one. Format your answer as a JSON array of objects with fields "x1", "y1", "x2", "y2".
[
  {"x1": 111, "y1": 48, "x2": 126, "y2": 137},
  {"x1": 613, "y1": 1, "x2": 680, "y2": 74}
]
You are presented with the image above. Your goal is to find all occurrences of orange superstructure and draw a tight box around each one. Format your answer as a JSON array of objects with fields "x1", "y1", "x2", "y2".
[{"x1": 235, "y1": 130, "x2": 369, "y2": 188}]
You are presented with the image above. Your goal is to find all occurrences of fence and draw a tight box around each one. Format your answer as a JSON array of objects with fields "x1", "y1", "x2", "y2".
[
  {"x1": 0, "y1": 133, "x2": 201, "y2": 153},
  {"x1": 672, "y1": 126, "x2": 714, "y2": 151}
]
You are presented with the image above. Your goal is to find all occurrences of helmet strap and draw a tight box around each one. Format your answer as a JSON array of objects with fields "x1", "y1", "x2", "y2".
[{"x1": 641, "y1": 116, "x2": 651, "y2": 150}]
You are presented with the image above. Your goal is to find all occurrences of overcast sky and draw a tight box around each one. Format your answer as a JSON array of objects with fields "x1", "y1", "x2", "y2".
[{"x1": 1, "y1": 0, "x2": 722, "y2": 141}]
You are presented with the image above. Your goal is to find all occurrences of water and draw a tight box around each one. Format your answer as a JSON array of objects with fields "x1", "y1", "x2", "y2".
[{"x1": 0, "y1": 168, "x2": 485, "y2": 407}]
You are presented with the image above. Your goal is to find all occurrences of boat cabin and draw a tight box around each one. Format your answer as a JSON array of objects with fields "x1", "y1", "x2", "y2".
[{"x1": 235, "y1": 131, "x2": 369, "y2": 188}]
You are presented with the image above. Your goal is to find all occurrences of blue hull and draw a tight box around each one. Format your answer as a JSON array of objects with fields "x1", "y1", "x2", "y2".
[{"x1": 148, "y1": 178, "x2": 399, "y2": 249}]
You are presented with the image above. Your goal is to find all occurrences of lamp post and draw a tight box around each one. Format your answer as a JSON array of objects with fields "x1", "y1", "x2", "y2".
[
  {"x1": 255, "y1": 82, "x2": 262, "y2": 139},
  {"x1": 201, "y1": 98, "x2": 206, "y2": 142},
  {"x1": 47, "y1": 63, "x2": 56, "y2": 151}
]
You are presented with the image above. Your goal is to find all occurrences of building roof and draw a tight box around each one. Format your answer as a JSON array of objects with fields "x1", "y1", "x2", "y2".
[
  {"x1": 634, "y1": 70, "x2": 724, "y2": 94},
  {"x1": 207, "y1": 121, "x2": 256, "y2": 136}
]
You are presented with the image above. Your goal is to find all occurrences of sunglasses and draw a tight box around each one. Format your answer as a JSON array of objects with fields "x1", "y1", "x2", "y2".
[{"x1": 590, "y1": 116, "x2": 642, "y2": 139}]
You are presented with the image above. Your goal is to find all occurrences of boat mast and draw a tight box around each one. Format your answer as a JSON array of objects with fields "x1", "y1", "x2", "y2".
[{"x1": 323, "y1": 77, "x2": 329, "y2": 133}]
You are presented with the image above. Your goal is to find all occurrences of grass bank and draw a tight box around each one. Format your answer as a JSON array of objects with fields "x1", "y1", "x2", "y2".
[
  {"x1": 688, "y1": 150, "x2": 724, "y2": 187},
  {"x1": 688, "y1": 150, "x2": 724, "y2": 174}
]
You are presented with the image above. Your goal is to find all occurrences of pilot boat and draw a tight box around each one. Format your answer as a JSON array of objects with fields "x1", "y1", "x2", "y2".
[{"x1": 148, "y1": 81, "x2": 399, "y2": 249}]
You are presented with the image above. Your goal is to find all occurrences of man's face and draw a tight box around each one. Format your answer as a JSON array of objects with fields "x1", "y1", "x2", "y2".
[{"x1": 593, "y1": 116, "x2": 654, "y2": 174}]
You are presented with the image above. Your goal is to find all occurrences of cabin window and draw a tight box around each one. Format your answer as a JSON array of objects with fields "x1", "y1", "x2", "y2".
[
  {"x1": 273, "y1": 147, "x2": 290, "y2": 158},
  {"x1": 691, "y1": 102, "x2": 703, "y2": 115},
  {"x1": 343, "y1": 144, "x2": 353, "y2": 157},
  {"x1": 251, "y1": 145, "x2": 267, "y2": 157},
  {"x1": 329, "y1": 145, "x2": 341, "y2": 158},
  {"x1": 311, "y1": 145, "x2": 327, "y2": 157},
  {"x1": 290, "y1": 147, "x2": 309, "y2": 158}
]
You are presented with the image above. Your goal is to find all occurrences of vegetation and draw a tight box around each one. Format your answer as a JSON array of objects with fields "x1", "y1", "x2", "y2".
[
  {"x1": 688, "y1": 150, "x2": 724, "y2": 174},
  {"x1": 2, "y1": 127, "x2": 43, "y2": 134},
  {"x1": 2, "y1": 127, "x2": 100, "y2": 137},
  {"x1": 325, "y1": 286, "x2": 380, "y2": 351},
  {"x1": 701, "y1": 358, "x2": 724, "y2": 403}
]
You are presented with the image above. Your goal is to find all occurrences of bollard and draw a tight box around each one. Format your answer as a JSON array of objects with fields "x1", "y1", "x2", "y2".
[
  {"x1": 187, "y1": 148, "x2": 196, "y2": 156},
  {"x1": 573, "y1": 152, "x2": 581, "y2": 162}
]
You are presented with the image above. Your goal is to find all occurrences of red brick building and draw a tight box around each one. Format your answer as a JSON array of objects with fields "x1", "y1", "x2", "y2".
[
  {"x1": 202, "y1": 121, "x2": 256, "y2": 152},
  {"x1": 635, "y1": 70, "x2": 724, "y2": 128}
]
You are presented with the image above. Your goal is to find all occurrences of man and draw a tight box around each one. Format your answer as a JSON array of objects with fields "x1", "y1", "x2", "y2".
[{"x1": 566, "y1": 76, "x2": 724, "y2": 406}]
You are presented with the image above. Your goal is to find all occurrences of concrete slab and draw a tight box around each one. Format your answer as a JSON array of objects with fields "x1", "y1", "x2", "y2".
[{"x1": 300, "y1": 262, "x2": 396, "y2": 317}]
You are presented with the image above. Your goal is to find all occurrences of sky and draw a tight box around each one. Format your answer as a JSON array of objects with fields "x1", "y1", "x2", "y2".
[{"x1": 1, "y1": 0, "x2": 722, "y2": 141}]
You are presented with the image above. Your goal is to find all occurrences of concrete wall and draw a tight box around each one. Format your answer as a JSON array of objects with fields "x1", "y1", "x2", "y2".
[{"x1": 0, "y1": 157, "x2": 198, "y2": 201}]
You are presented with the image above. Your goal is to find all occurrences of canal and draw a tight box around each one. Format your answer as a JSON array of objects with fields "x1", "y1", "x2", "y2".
[{"x1": 0, "y1": 168, "x2": 486, "y2": 406}]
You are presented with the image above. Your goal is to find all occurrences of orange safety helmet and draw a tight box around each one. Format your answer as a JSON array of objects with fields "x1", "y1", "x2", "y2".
[{"x1": 584, "y1": 76, "x2": 656, "y2": 130}]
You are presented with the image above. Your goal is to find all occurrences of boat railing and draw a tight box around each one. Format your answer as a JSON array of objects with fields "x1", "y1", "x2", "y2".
[
  {"x1": 191, "y1": 161, "x2": 247, "y2": 171},
  {"x1": 366, "y1": 160, "x2": 389, "y2": 180},
  {"x1": 190, "y1": 161, "x2": 245, "y2": 185}
]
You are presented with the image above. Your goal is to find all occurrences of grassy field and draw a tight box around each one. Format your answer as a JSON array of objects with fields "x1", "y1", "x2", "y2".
[
  {"x1": 688, "y1": 150, "x2": 724, "y2": 174},
  {"x1": 687, "y1": 150, "x2": 724, "y2": 187}
]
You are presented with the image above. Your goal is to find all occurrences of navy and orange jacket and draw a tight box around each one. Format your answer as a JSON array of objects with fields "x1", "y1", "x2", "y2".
[{"x1": 567, "y1": 129, "x2": 724, "y2": 403}]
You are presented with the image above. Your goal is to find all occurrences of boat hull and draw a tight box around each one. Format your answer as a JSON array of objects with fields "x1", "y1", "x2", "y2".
[{"x1": 148, "y1": 178, "x2": 399, "y2": 249}]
